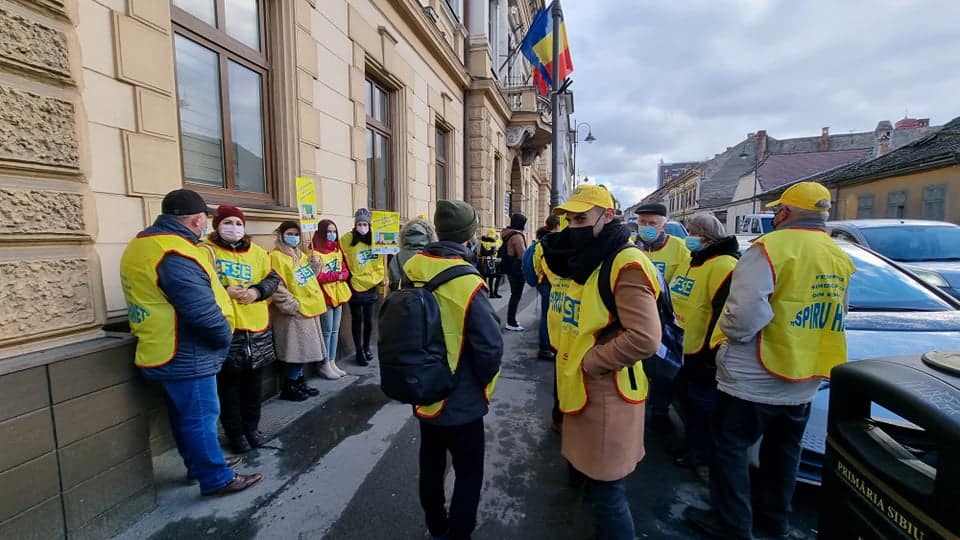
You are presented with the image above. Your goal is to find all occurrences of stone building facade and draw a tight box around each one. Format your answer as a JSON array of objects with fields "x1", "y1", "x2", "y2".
[{"x1": 0, "y1": 0, "x2": 570, "y2": 537}]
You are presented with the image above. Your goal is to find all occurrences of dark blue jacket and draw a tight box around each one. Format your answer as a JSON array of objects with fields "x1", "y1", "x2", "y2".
[
  {"x1": 419, "y1": 241, "x2": 504, "y2": 427},
  {"x1": 138, "y1": 215, "x2": 233, "y2": 381}
]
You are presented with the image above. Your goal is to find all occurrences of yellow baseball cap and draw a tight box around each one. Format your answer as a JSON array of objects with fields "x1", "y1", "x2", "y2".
[
  {"x1": 553, "y1": 184, "x2": 615, "y2": 215},
  {"x1": 765, "y1": 181, "x2": 832, "y2": 212}
]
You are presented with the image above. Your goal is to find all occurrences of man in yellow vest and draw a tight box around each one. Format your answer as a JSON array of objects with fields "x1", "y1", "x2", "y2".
[
  {"x1": 541, "y1": 185, "x2": 662, "y2": 540},
  {"x1": 633, "y1": 202, "x2": 690, "y2": 434},
  {"x1": 120, "y1": 189, "x2": 262, "y2": 496},
  {"x1": 404, "y1": 200, "x2": 503, "y2": 540},
  {"x1": 686, "y1": 182, "x2": 855, "y2": 539}
]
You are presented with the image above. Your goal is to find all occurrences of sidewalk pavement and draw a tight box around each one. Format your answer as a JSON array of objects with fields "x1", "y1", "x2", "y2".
[{"x1": 112, "y1": 284, "x2": 540, "y2": 540}]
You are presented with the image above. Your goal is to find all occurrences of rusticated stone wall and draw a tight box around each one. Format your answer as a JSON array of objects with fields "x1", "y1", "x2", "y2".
[
  {"x1": 0, "y1": 6, "x2": 71, "y2": 79},
  {"x1": 0, "y1": 86, "x2": 80, "y2": 169},
  {"x1": 0, "y1": 188, "x2": 84, "y2": 233},
  {"x1": 0, "y1": 0, "x2": 101, "y2": 360},
  {"x1": 0, "y1": 257, "x2": 95, "y2": 342}
]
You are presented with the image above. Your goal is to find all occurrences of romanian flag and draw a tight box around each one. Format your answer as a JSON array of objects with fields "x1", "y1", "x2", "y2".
[{"x1": 520, "y1": 3, "x2": 573, "y2": 96}]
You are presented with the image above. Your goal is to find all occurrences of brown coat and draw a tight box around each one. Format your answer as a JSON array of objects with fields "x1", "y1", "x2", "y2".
[
  {"x1": 501, "y1": 228, "x2": 526, "y2": 258},
  {"x1": 268, "y1": 242, "x2": 328, "y2": 364},
  {"x1": 561, "y1": 265, "x2": 662, "y2": 481}
]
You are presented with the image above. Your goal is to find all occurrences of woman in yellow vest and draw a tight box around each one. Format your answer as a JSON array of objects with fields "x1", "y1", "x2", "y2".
[
  {"x1": 309, "y1": 218, "x2": 351, "y2": 378},
  {"x1": 478, "y1": 227, "x2": 503, "y2": 297},
  {"x1": 541, "y1": 185, "x2": 662, "y2": 540},
  {"x1": 201, "y1": 205, "x2": 282, "y2": 454},
  {"x1": 667, "y1": 213, "x2": 739, "y2": 472},
  {"x1": 340, "y1": 208, "x2": 386, "y2": 366},
  {"x1": 270, "y1": 221, "x2": 335, "y2": 402}
]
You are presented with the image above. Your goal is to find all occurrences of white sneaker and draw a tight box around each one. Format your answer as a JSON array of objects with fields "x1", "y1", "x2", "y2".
[
  {"x1": 505, "y1": 324, "x2": 525, "y2": 332},
  {"x1": 330, "y1": 360, "x2": 348, "y2": 377}
]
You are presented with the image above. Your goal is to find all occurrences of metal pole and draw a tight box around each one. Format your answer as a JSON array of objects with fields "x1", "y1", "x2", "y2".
[
  {"x1": 752, "y1": 145, "x2": 759, "y2": 213},
  {"x1": 549, "y1": 0, "x2": 562, "y2": 208}
]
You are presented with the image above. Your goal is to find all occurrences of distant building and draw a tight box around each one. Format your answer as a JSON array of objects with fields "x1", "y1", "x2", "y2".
[
  {"x1": 657, "y1": 160, "x2": 700, "y2": 188},
  {"x1": 762, "y1": 116, "x2": 960, "y2": 224}
]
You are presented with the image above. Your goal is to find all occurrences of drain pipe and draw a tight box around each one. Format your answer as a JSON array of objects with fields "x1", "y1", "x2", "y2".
[{"x1": 462, "y1": 1, "x2": 472, "y2": 206}]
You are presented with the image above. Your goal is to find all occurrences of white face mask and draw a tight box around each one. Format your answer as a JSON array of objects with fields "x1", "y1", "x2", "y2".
[
  {"x1": 219, "y1": 223, "x2": 245, "y2": 243},
  {"x1": 356, "y1": 224, "x2": 370, "y2": 235}
]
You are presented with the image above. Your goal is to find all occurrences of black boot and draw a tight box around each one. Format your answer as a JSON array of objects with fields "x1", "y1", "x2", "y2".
[
  {"x1": 280, "y1": 378, "x2": 308, "y2": 401},
  {"x1": 356, "y1": 348, "x2": 370, "y2": 367},
  {"x1": 363, "y1": 349, "x2": 375, "y2": 365},
  {"x1": 296, "y1": 376, "x2": 319, "y2": 397}
]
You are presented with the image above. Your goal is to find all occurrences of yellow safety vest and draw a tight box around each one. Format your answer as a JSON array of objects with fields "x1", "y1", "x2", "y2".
[
  {"x1": 341, "y1": 231, "x2": 385, "y2": 293},
  {"x1": 401, "y1": 253, "x2": 500, "y2": 419},
  {"x1": 643, "y1": 234, "x2": 689, "y2": 284},
  {"x1": 202, "y1": 240, "x2": 272, "y2": 332},
  {"x1": 754, "y1": 228, "x2": 855, "y2": 380},
  {"x1": 313, "y1": 248, "x2": 353, "y2": 307},
  {"x1": 548, "y1": 247, "x2": 662, "y2": 414},
  {"x1": 532, "y1": 241, "x2": 547, "y2": 284},
  {"x1": 120, "y1": 233, "x2": 235, "y2": 368},
  {"x1": 669, "y1": 253, "x2": 737, "y2": 355},
  {"x1": 270, "y1": 249, "x2": 328, "y2": 318},
  {"x1": 480, "y1": 237, "x2": 501, "y2": 256}
]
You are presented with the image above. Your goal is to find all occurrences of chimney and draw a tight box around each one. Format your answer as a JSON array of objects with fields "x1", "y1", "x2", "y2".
[
  {"x1": 875, "y1": 120, "x2": 893, "y2": 156},
  {"x1": 820, "y1": 127, "x2": 830, "y2": 152},
  {"x1": 757, "y1": 130, "x2": 768, "y2": 160}
]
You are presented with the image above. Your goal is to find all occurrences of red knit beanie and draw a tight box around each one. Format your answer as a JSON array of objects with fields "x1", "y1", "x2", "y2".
[{"x1": 213, "y1": 205, "x2": 246, "y2": 228}]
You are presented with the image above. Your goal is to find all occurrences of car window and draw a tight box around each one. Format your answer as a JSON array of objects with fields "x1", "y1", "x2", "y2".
[
  {"x1": 760, "y1": 216, "x2": 773, "y2": 233},
  {"x1": 843, "y1": 245, "x2": 954, "y2": 311},
  {"x1": 859, "y1": 226, "x2": 960, "y2": 262},
  {"x1": 750, "y1": 219, "x2": 761, "y2": 234}
]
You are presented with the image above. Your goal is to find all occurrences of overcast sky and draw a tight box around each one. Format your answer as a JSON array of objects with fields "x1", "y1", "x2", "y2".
[{"x1": 561, "y1": 0, "x2": 960, "y2": 207}]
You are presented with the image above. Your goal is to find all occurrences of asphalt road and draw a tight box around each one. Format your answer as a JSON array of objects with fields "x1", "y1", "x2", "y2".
[{"x1": 116, "y1": 286, "x2": 822, "y2": 539}]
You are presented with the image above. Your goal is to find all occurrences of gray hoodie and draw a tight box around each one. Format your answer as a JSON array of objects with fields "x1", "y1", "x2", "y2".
[{"x1": 388, "y1": 218, "x2": 437, "y2": 290}]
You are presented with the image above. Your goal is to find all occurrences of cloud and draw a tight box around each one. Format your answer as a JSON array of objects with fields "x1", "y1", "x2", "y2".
[{"x1": 561, "y1": 0, "x2": 960, "y2": 207}]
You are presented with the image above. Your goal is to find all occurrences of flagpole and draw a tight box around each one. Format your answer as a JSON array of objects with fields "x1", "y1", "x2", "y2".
[{"x1": 549, "y1": 0, "x2": 562, "y2": 208}]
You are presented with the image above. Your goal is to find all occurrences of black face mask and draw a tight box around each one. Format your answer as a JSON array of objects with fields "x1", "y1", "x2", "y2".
[{"x1": 568, "y1": 214, "x2": 602, "y2": 251}]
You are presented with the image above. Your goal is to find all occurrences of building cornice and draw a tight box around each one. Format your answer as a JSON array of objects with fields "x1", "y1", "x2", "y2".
[
  {"x1": 390, "y1": 0, "x2": 470, "y2": 88},
  {"x1": 470, "y1": 77, "x2": 512, "y2": 121}
]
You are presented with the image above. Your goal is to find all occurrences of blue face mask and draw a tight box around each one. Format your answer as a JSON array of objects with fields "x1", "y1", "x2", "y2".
[
  {"x1": 639, "y1": 226, "x2": 659, "y2": 242},
  {"x1": 685, "y1": 236, "x2": 703, "y2": 252},
  {"x1": 283, "y1": 234, "x2": 300, "y2": 247},
  {"x1": 326, "y1": 232, "x2": 337, "y2": 242}
]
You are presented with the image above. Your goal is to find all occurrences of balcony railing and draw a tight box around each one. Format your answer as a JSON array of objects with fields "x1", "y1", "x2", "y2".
[{"x1": 502, "y1": 84, "x2": 551, "y2": 122}]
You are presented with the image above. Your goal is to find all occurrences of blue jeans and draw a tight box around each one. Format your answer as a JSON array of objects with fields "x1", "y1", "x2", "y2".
[
  {"x1": 320, "y1": 304, "x2": 343, "y2": 361},
  {"x1": 585, "y1": 477, "x2": 635, "y2": 540},
  {"x1": 537, "y1": 282, "x2": 551, "y2": 349},
  {"x1": 710, "y1": 391, "x2": 811, "y2": 538},
  {"x1": 286, "y1": 364, "x2": 304, "y2": 381},
  {"x1": 161, "y1": 376, "x2": 235, "y2": 494}
]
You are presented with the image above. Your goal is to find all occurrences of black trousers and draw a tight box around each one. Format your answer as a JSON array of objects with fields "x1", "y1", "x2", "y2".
[
  {"x1": 506, "y1": 273, "x2": 525, "y2": 326},
  {"x1": 349, "y1": 300, "x2": 375, "y2": 353},
  {"x1": 484, "y1": 275, "x2": 501, "y2": 295},
  {"x1": 419, "y1": 419, "x2": 485, "y2": 540},
  {"x1": 216, "y1": 366, "x2": 263, "y2": 441}
]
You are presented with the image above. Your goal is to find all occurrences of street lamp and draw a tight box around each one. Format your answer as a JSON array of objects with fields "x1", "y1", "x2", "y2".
[
  {"x1": 739, "y1": 141, "x2": 759, "y2": 214},
  {"x1": 572, "y1": 122, "x2": 596, "y2": 186}
]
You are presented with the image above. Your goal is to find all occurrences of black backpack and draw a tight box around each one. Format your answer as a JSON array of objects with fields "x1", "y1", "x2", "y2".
[
  {"x1": 378, "y1": 264, "x2": 481, "y2": 405},
  {"x1": 598, "y1": 244, "x2": 684, "y2": 378}
]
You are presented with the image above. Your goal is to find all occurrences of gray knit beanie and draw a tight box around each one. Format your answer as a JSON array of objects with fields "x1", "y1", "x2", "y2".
[{"x1": 354, "y1": 208, "x2": 372, "y2": 225}]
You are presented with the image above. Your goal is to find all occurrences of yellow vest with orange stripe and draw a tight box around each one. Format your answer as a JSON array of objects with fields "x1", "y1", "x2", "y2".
[
  {"x1": 341, "y1": 231, "x2": 386, "y2": 292},
  {"x1": 753, "y1": 228, "x2": 855, "y2": 380},
  {"x1": 120, "y1": 233, "x2": 235, "y2": 368},
  {"x1": 203, "y1": 239, "x2": 272, "y2": 332},
  {"x1": 548, "y1": 247, "x2": 662, "y2": 414},
  {"x1": 401, "y1": 253, "x2": 500, "y2": 419},
  {"x1": 270, "y1": 249, "x2": 328, "y2": 318},
  {"x1": 669, "y1": 253, "x2": 737, "y2": 355},
  {"x1": 643, "y1": 234, "x2": 689, "y2": 284},
  {"x1": 312, "y1": 248, "x2": 353, "y2": 307}
]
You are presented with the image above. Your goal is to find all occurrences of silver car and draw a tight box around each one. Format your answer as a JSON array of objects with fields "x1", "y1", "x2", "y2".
[{"x1": 828, "y1": 219, "x2": 960, "y2": 300}]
